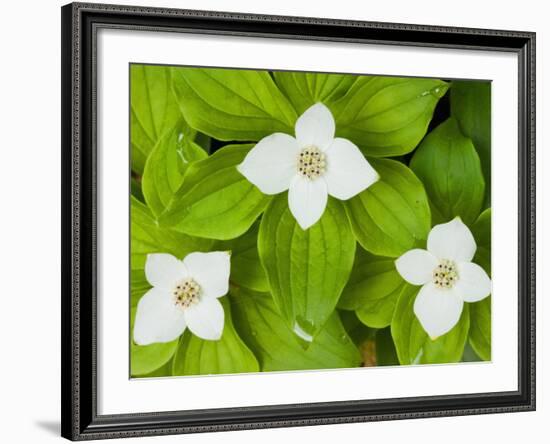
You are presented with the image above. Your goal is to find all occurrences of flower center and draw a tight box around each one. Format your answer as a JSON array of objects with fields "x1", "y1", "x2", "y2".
[
  {"x1": 298, "y1": 146, "x2": 326, "y2": 180},
  {"x1": 172, "y1": 278, "x2": 201, "y2": 310},
  {"x1": 432, "y1": 259, "x2": 459, "y2": 289}
]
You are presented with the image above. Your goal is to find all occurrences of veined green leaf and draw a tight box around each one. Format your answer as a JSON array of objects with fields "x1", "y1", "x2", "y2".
[
  {"x1": 451, "y1": 80, "x2": 491, "y2": 207},
  {"x1": 130, "y1": 64, "x2": 185, "y2": 173},
  {"x1": 331, "y1": 76, "x2": 448, "y2": 156},
  {"x1": 345, "y1": 158, "x2": 431, "y2": 257},
  {"x1": 258, "y1": 195, "x2": 356, "y2": 339},
  {"x1": 391, "y1": 284, "x2": 469, "y2": 365},
  {"x1": 130, "y1": 307, "x2": 178, "y2": 376},
  {"x1": 274, "y1": 71, "x2": 356, "y2": 114},
  {"x1": 338, "y1": 247, "x2": 405, "y2": 328},
  {"x1": 161, "y1": 144, "x2": 270, "y2": 240},
  {"x1": 131, "y1": 196, "x2": 214, "y2": 306},
  {"x1": 142, "y1": 129, "x2": 207, "y2": 218},
  {"x1": 172, "y1": 298, "x2": 259, "y2": 376},
  {"x1": 171, "y1": 67, "x2": 297, "y2": 141},
  {"x1": 231, "y1": 287, "x2": 361, "y2": 371},
  {"x1": 410, "y1": 118, "x2": 485, "y2": 225},
  {"x1": 216, "y1": 221, "x2": 268, "y2": 292}
]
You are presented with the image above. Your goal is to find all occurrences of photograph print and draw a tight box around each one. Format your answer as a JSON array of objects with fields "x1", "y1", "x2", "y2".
[{"x1": 129, "y1": 64, "x2": 492, "y2": 378}]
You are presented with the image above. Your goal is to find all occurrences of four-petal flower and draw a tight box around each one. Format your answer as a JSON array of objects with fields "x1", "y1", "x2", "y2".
[
  {"x1": 237, "y1": 103, "x2": 379, "y2": 229},
  {"x1": 133, "y1": 251, "x2": 230, "y2": 345},
  {"x1": 395, "y1": 217, "x2": 491, "y2": 339}
]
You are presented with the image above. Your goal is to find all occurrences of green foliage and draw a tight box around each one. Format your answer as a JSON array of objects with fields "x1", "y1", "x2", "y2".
[
  {"x1": 331, "y1": 76, "x2": 448, "y2": 156},
  {"x1": 161, "y1": 144, "x2": 270, "y2": 240},
  {"x1": 338, "y1": 247, "x2": 405, "y2": 328},
  {"x1": 258, "y1": 195, "x2": 356, "y2": 339},
  {"x1": 231, "y1": 287, "x2": 361, "y2": 371},
  {"x1": 129, "y1": 65, "x2": 492, "y2": 376},
  {"x1": 130, "y1": 64, "x2": 185, "y2": 173},
  {"x1": 130, "y1": 307, "x2": 178, "y2": 376},
  {"x1": 410, "y1": 118, "x2": 485, "y2": 225},
  {"x1": 345, "y1": 158, "x2": 431, "y2": 257},
  {"x1": 172, "y1": 298, "x2": 259, "y2": 376},
  {"x1": 142, "y1": 128, "x2": 207, "y2": 218},
  {"x1": 274, "y1": 71, "x2": 356, "y2": 114},
  {"x1": 451, "y1": 80, "x2": 491, "y2": 206},
  {"x1": 171, "y1": 67, "x2": 297, "y2": 141}
]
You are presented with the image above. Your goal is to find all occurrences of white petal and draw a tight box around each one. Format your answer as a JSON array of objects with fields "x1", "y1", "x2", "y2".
[
  {"x1": 395, "y1": 249, "x2": 438, "y2": 285},
  {"x1": 295, "y1": 103, "x2": 335, "y2": 151},
  {"x1": 237, "y1": 133, "x2": 299, "y2": 194},
  {"x1": 427, "y1": 217, "x2": 477, "y2": 262},
  {"x1": 183, "y1": 251, "x2": 231, "y2": 299},
  {"x1": 455, "y1": 262, "x2": 492, "y2": 302},
  {"x1": 145, "y1": 253, "x2": 187, "y2": 289},
  {"x1": 414, "y1": 283, "x2": 464, "y2": 339},
  {"x1": 288, "y1": 175, "x2": 328, "y2": 230},
  {"x1": 184, "y1": 297, "x2": 225, "y2": 341},
  {"x1": 323, "y1": 138, "x2": 379, "y2": 200},
  {"x1": 133, "y1": 287, "x2": 186, "y2": 345}
]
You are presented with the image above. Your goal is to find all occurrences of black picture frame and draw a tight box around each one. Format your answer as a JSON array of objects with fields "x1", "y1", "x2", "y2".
[{"x1": 61, "y1": 2, "x2": 536, "y2": 440}]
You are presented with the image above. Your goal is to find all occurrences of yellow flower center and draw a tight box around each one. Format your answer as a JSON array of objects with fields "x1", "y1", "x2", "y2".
[
  {"x1": 172, "y1": 278, "x2": 201, "y2": 309},
  {"x1": 433, "y1": 259, "x2": 459, "y2": 289},
  {"x1": 298, "y1": 146, "x2": 326, "y2": 180}
]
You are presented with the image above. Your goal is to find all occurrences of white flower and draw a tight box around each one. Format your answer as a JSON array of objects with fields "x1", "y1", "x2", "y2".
[
  {"x1": 237, "y1": 103, "x2": 379, "y2": 230},
  {"x1": 133, "y1": 251, "x2": 230, "y2": 345},
  {"x1": 395, "y1": 217, "x2": 491, "y2": 339}
]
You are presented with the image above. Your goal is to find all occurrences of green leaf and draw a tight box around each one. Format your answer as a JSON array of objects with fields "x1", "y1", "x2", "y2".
[
  {"x1": 171, "y1": 67, "x2": 297, "y2": 141},
  {"x1": 131, "y1": 197, "x2": 214, "y2": 306},
  {"x1": 130, "y1": 65, "x2": 184, "y2": 173},
  {"x1": 231, "y1": 287, "x2": 361, "y2": 371},
  {"x1": 274, "y1": 71, "x2": 356, "y2": 114},
  {"x1": 410, "y1": 118, "x2": 485, "y2": 225},
  {"x1": 130, "y1": 307, "x2": 178, "y2": 376},
  {"x1": 468, "y1": 297, "x2": 491, "y2": 361},
  {"x1": 390, "y1": 284, "x2": 426, "y2": 364},
  {"x1": 258, "y1": 195, "x2": 356, "y2": 338},
  {"x1": 216, "y1": 221, "x2": 268, "y2": 292},
  {"x1": 471, "y1": 208, "x2": 491, "y2": 274},
  {"x1": 391, "y1": 284, "x2": 470, "y2": 364},
  {"x1": 345, "y1": 158, "x2": 431, "y2": 257},
  {"x1": 161, "y1": 144, "x2": 270, "y2": 240},
  {"x1": 338, "y1": 247, "x2": 405, "y2": 328},
  {"x1": 172, "y1": 298, "x2": 259, "y2": 376},
  {"x1": 451, "y1": 80, "x2": 491, "y2": 206},
  {"x1": 331, "y1": 76, "x2": 448, "y2": 156},
  {"x1": 142, "y1": 129, "x2": 207, "y2": 218}
]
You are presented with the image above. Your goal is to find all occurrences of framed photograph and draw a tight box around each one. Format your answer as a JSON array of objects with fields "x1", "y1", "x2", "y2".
[{"x1": 61, "y1": 2, "x2": 536, "y2": 440}]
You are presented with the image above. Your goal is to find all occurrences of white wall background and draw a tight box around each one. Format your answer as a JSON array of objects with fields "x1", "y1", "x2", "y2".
[{"x1": 0, "y1": 0, "x2": 545, "y2": 443}]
